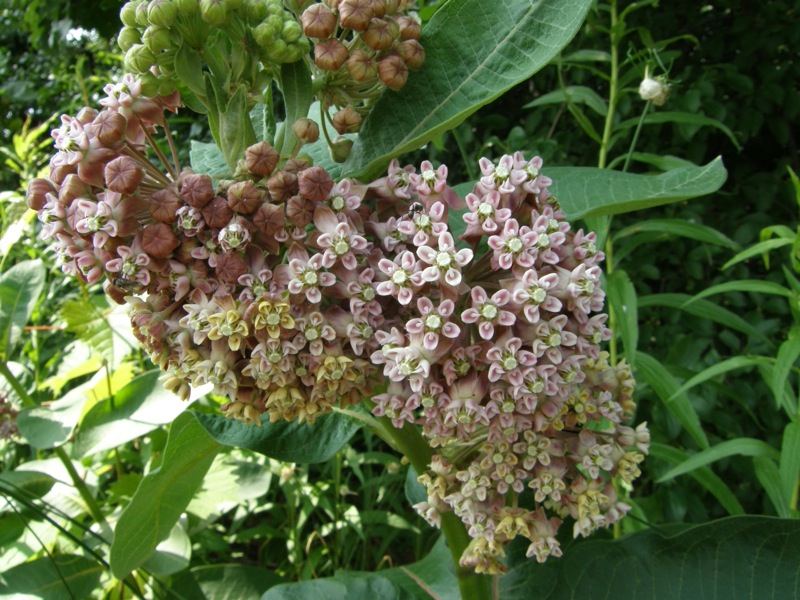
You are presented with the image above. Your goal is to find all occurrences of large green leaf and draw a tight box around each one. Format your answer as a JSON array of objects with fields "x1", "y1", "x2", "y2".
[
  {"x1": 0, "y1": 259, "x2": 45, "y2": 360},
  {"x1": 0, "y1": 554, "x2": 103, "y2": 600},
  {"x1": 16, "y1": 384, "x2": 89, "y2": 449},
  {"x1": 550, "y1": 157, "x2": 727, "y2": 220},
  {"x1": 60, "y1": 296, "x2": 137, "y2": 370},
  {"x1": 263, "y1": 537, "x2": 459, "y2": 600},
  {"x1": 73, "y1": 370, "x2": 192, "y2": 458},
  {"x1": 110, "y1": 411, "x2": 220, "y2": 579},
  {"x1": 193, "y1": 410, "x2": 361, "y2": 464},
  {"x1": 341, "y1": 0, "x2": 593, "y2": 178},
  {"x1": 501, "y1": 517, "x2": 800, "y2": 599},
  {"x1": 657, "y1": 438, "x2": 781, "y2": 482},
  {"x1": 171, "y1": 564, "x2": 284, "y2": 600},
  {"x1": 0, "y1": 470, "x2": 57, "y2": 501}
]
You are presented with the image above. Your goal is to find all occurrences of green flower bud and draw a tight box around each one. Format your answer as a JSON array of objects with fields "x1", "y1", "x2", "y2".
[
  {"x1": 281, "y1": 20, "x2": 302, "y2": 43},
  {"x1": 175, "y1": 0, "x2": 199, "y2": 15},
  {"x1": 143, "y1": 25, "x2": 172, "y2": 53},
  {"x1": 148, "y1": 0, "x2": 178, "y2": 27},
  {"x1": 135, "y1": 1, "x2": 150, "y2": 25},
  {"x1": 117, "y1": 26, "x2": 142, "y2": 52},
  {"x1": 139, "y1": 71, "x2": 161, "y2": 96},
  {"x1": 200, "y1": 0, "x2": 227, "y2": 25},
  {"x1": 253, "y1": 21, "x2": 275, "y2": 47},
  {"x1": 265, "y1": 0, "x2": 283, "y2": 16},
  {"x1": 120, "y1": 1, "x2": 142, "y2": 27},
  {"x1": 264, "y1": 38, "x2": 288, "y2": 61},
  {"x1": 227, "y1": 0, "x2": 243, "y2": 9},
  {"x1": 329, "y1": 136, "x2": 353, "y2": 163},
  {"x1": 283, "y1": 38, "x2": 310, "y2": 62},
  {"x1": 284, "y1": 0, "x2": 313, "y2": 12},
  {"x1": 246, "y1": 0, "x2": 269, "y2": 22},
  {"x1": 124, "y1": 44, "x2": 157, "y2": 73}
]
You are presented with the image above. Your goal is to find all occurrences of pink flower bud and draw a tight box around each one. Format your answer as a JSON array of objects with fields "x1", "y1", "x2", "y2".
[
  {"x1": 245, "y1": 141, "x2": 280, "y2": 177},
  {"x1": 346, "y1": 49, "x2": 377, "y2": 82},
  {"x1": 286, "y1": 194, "x2": 315, "y2": 228},
  {"x1": 361, "y1": 18, "x2": 398, "y2": 51},
  {"x1": 298, "y1": 165, "x2": 334, "y2": 202},
  {"x1": 301, "y1": 3, "x2": 337, "y2": 38},
  {"x1": 339, "y1": 0, "x2": 374, "y2": 31},
  {"x1": 215, "y1": 252, "x2": 248, "y2": 284},
  {"x1": 314, "y1": 38, "x2": 349, "y2": 71},
  {"x1": 105, "y1": 156, "x2": 145, "y2": 194},
  {"x1": 267, "y1": 170, "x2": 298, "y2": 202},
  {"x1": 92, "y1": 110, "x2": 128, "y2": 147},
  {"x1": 293, "y1": 118, "x2": 320, "y2": 144},
  {"x1": 202, "y1": 196, "x2": 233, "y2": 229},
  {"x1": 227, "y1": 180, "x2": 262, "y2": 214},
  {"x1": 26, "y1": 178, "x2": 57, "y2": 211},
  {"x1": 394, "y1": 15, "x2": 420, "y2": 40},
  {"x1": 149, "y1": 187, "x2": 183, "y2": 223},
  {"x1": 180, "y1": 171, "x2": 215, "y2": 208},
  {"x1": 141, "y1": 222, "x2": 179, "y2": 258},
  {"x1": 332, "y1": 106, "x2": 362, "y2": 134},
  {"x1": 397, "y1": 39, "x2": 425, "y2": 70}
]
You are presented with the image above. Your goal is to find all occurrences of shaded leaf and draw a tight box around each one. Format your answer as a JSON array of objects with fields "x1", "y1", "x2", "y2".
[
  {"x1": 60, "y1": 296, "x2": 137, "y2": 370},
  {"x1": 614, "y1": 111, "x2": 741, "y2": 150},
  {"x1": 771, "y1": 328, "x2": 800, "y2": 410},
  {"x1": 549, "y1": 158, "x2": 727, "y2": 220},
  {"x1": 722, "y1": 238, "x2": 794, "y2": 270},
  {"x1": 171, "y1": 564, "x2": 284, "y2": 600},
  {"x1": 683, "y1": 280, "x2": 792, "y2": 306},
  {"x1": 0, "y1": 471, "x2": 57, "y2": 501},
  {"x1": 141, "y1": 522, "x2": 192, "y2": 577},
  {"x1": 524, "y1": 85, "x2": 607, "y2": 116},
  {"x1": 754, "y1": 458, "x2": 792, "y2": 518},
  {"x1": 657, "y1": 438, "x2": 781, "y2": 482},
  {"x1": 779, "y1": 421, "x2": 800, "y2": 509},
  {"x1": 606, "y1": 270, "x2": 638, "y2": 366},
  {"x1": 669, "y1": 355, "x2": 771, "y2": 401},
  {"x1": 342, "y1": 0, "x2": 593, "y2": 178},
  {"x1": 614, "y1": 218, "x2": 740, "y2": 250},
  {"x1": 190, "y1": 140, "x2": 229, "y2": 177},
  {"x1": 193, "y1": 410, "x2": 361, "y2": 463},
  {"x1": 501, "y1": 517, "x2": 800, "y2": 599},
  {"x1": 0, "y1": 259, "x2": 45, "y2": 360},
  {"x1": 17, "y1": 384, "x2": 89, "y2": 449},
  {"x1": 110, "y1": 411, "x2": 220, "y2": 579}
]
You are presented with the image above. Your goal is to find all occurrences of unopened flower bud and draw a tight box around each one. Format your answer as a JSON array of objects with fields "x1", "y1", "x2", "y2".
[
  {"x1": 361, "y1": 18, "x2": 398, "y2": 51},
  {"x1": 397, "y1": 38, "x2": 425, "y2": 70},
  {"x1": 180, "y1": 172, "x2": 215, "y2": 208},
  {"x1": 267, "y1": 170, "x2": 298, "y2": 202},
  {"x1": 346, "y1": 49, "x2": 377, "y2": 82},
  {"x1": 639, "y1": 68, "x2": 669, "y2": 106},
  {"x1": 105, "y1": 156, "x2": 145, "y2": 194},
  {"x1": 314, "y1": 38, "x2": 349, "y2": 71},
  {"x1": 215, "y1": 251, "x2": 248, "y2": 283},
  {"x1": 298, "y1": 165, "x2": 333, "y2": 202},
  {"x1": 282, "y1": 21, "x2": 303, "y2": 44},
  {"x1": 76, "y1": 107, "x2": 98, "y2": 125},
  {"x1": 135, "y1": 1, "x2": 151, "y2": 26},
  {"x1": 142, "y1": 25, "x2": 172, "y2": 53},
  {"x1": 120, "y1": 1, "x2": 140, "y2": 27},
  {"x1": 58, "y1": 174, "x2": 90, "y2": 206},
  {"x1": 124, "y1": 44, "x2": 157, "y2": 73},
  {"x1": 149, "y1": 187, "x2": 183, "y2": 222},
  {"x1": 246, "y1": 0, "x2": 268, "y2": 21},
  {"x1": 292, "y1": 118, "x2": 320, "y2": 144},
  {"x1": 175, "y1": 0, "x2": 199, "y2": 15},
  {"x1": 117, "y1": 26, "x2": 142, "y2": 52},
  {"x1": 227, "y1": 180, "x2": 262, "y2": 214},
  {"x1": 148, "y1": 0, "x2": 178, "y2": 27},
  {"x1": 283, "y1": 155, "x2": 311, "y2": 173},
  {"x1": 245, "y1": 141, "x2": 280, "y2": 176},
  {"x1": 253, "y1": 202, "x2": 284, "y2": 236},
  {"x1": 200, "y1": 0, "x2": 227, "y2": 25},
  {"x1": 394, "y1": 15, "x2": 420, "y2": 40},
  {"x1": 301, "y1": 3, "x2": 337, "y2": 38},
  {"x1": 202, "y1": 196, "x2": 234, "y2": 228},
  {"x1": 26, "y1": 178, "x2": 57, "y2": 211},
  {"x1": 141, "y1": 222, "x2": 180, "y2": 257},
  {"x1": 286, "y1": 194, "x2": 314, "y2": 227},
  {"x1": 284, "y1": 0, "x2": 313, "y2": 12},
  {"x1": 329, "y1": 136, "x2": 353, "y2": 163},
  {"x1": 339, "y1": 0, "x2": 373, "y2": 31},
  {"x1": 332, "y1": 106, "x2": 362, "y2": 134},
  {"x1": 378, "y1": 55, "x2": 408, "y2": 90}
]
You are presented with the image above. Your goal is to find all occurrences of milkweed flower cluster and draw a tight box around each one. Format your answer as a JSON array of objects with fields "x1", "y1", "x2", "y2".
[{"x1": 28, "y1": 79, "x2": 648, "y2": 573}]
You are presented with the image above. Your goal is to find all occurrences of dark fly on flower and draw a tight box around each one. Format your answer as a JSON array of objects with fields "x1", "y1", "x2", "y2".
[
  {"x1": 403, "y1": 202, "x2": 424, "y2": 220},
  {"x1": 112, "y1": 277, "x2": 140, "y2": 292}
]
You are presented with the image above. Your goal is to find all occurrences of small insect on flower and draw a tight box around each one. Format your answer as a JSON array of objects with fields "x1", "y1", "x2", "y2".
[
  {"x1": 112, "y1": 277, "x2": 141, "y2": 292},
  {"x1": 404, "y1": 202, "x2": 424, "y2": 219}
]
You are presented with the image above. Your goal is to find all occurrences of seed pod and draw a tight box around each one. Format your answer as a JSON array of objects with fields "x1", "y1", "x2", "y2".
[
  {"x1": 301, "y1": 3, "x2": 337, "y2": 38},
  {"x1": 378, "y1": 54, "x2": 408, "y2": 90},
  {"x1": 314, "y1": 38, "x2": 349, "y2": 71},
  {"x1": 141, "y1": 222, "x2": 180, "y2": 257},
  {"x1": 245, "y1": 141, "x2": 280, "y2": 177}
]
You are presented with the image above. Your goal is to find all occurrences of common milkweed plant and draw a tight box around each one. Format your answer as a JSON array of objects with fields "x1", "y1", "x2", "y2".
[{"x1": 23, "y1": 0, "x2": 661, "y2": 597}]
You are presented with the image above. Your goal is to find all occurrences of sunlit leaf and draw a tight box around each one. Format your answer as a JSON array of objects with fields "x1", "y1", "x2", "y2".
[
  {"x1": 0, "y1": 259, "x2": 45, "y2": 360},
  {"x1": 0, "y1": 554, "x2": 103, "y2": 600}
]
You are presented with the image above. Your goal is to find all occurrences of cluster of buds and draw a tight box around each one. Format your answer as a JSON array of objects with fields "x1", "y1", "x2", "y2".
[
  {"x1": 29, "y1": 78, "x2": 648, "y2": 572},
  {"x1": 301, "y1": 0, "x2": 425, "y2": 136},
  {"x1": 118, "y1": 0, "x2": 311, "y2": 97}
]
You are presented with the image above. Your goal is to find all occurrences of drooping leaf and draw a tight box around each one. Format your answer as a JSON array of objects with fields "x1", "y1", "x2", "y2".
[
  {"x1": 635, "y1": 352, "x2": 709, "y2": 449},
  {"x1": 657, "y1": 438, "x2": 781, "y2": 482},
  {"x1": 668, "y1": 355, "x2": 772, "y2": 401},
  {"x1": 0, "y1": 554, "x2": 103, "y2": 600},
  {"x1": 683, "y1": 279, "x2": 792, "y2": 306},
  {"x1": 606, "y1": 269, "x2": 638, "y2": 366},
  {"x1": 0, "y1": 470, "x2": 57, "y2": 500},
  {"x1": 501, "y1": 517, "x2": 800, "y2": 599},
  {"x1": 0, "y1": 259, "x2": 45, "y2": 360},
  {"x1": 110, "y1": 411, "x2": 220, "y2": 579},
  {"x1": 193, "y1": 410, "x2": 361, "y2": 463},
  {"x1": 523, "y1": 85, "x2": 608, "y2": 116},
  {"x1": 342, "y1": 0, "x2": 593, "y2": 178},
  {"x1": 614, "y1": 218, "x2": 740, "y2": 250},
  {"x1": 614, "y1": 111, "x2": 741, "y2": 150},
  {"x1": 73, "y1": 370, "x2": 193, "y2": 458},
  {"x1": 549, "y1": 158, "x2": 727, "y2": 220}
]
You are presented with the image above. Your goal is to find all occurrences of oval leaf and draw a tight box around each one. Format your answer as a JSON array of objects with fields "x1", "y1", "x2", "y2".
[
  {"x1": 550, "y1": 157, "x2": 727, "y2": 220},
  {"x1": 0, "y1": 555, "x2": 103, "y2": 600},
  {"x1": 342, "y1": 0, "x2": 593, "y2": 178},
  {"x1": 0, "y1": 259, "x2": 45, "y2": 360}
]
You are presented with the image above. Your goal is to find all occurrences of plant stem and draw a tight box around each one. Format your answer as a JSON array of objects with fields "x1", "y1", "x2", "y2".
[
  {"x1": 622, "y1": 102, "x2": 650, "y2": 173},
  {"x1": 598, "y1": 0, "x2": 619, "y2": 171}
]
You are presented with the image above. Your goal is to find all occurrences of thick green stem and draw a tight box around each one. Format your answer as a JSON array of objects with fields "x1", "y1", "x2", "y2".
[{"x1": 598, "y1": 0, "x2": 619, "y2": 171}]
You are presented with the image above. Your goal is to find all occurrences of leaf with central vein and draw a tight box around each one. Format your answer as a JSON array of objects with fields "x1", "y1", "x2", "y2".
[
  {"x1": 657, "y1": 438, "x2": 781, "y2": 482},
  {"x1": 110, "y1": 412, "x2": 220, "y2": 579},
  {"x1": 342, "y1": 0, "x2": 593, "y2": 179}
]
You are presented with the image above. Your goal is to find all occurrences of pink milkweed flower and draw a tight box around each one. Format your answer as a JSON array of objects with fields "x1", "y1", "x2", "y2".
[
  {"x1": 410, "y1": 160, "x2": 448, "y2": 196},
  {"x1": 313, "y1": 205, "x2": 370, "y2": 270},
  {"x1": 396, "y1": 200, "x2": 448, "y2": 246},
  {"x1": 376, "y1": 250, "x2": 423, "y2": 305},
  {"x1": 461, "y1": 286, "x2": 516, "y2": 340},
  {"x1": 486, "y1": 334, "x2": 536, "y2": 386},
  {"x1": 479, "y1": 155, "x2": 526, "y2": 195},
  {"x1": 462, "y1": 190, "x2": 512, "y2": 238},
  {"x1": 280, "y1": 244, "x2": 336, "y2": 304},
  {"x1": 417, "y1": 232, "x2": 473, "y2": 287},
  {"x1": 510, "y1": 269, "x2": 562, "y2": 324},
  {"x1": 487, "y1": 219, "x2": 537, "y2": 270},
  {"x1": 405, "y1": 297, "x2": 461, "y2": 350}
]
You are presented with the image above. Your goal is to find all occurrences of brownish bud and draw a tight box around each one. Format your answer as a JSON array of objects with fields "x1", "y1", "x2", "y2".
[
  {"x1": 332, "y1": 106, "x2": 362, "y2": 134},
  {"x1": 245, "y1": 141, "x2": 280, "y2": 177},
  {"x1": 394, "y1": 15, "x2": 420, "y2": 40},
  {"x1": 301, "y1": 3, "x2": 337, "y2": 38},
  {"x1": 361, "y1": 18, "x2": 397, "y2": 51},
  {"x1": 283, "y1": 155, "x2": 312, "y2": 173},
  {"x1": 105, "y1": 156, "x2": 145, "y2": 194},
  {"x1": 339, "y1": 0, "x2": 374, "y2": 31},
  {"x1": 397, "y1": 39, "x2": 425, "y2": 70},
  {"x1": 292, "y1": 118, "x2": 320, "y2": 144},
  {"x1": 49, "y1": 164, "x2": 76, "y2": 187},
  {"x1": 201, "y1": 196, "x2": 233, "y2": 229},
  {"x1": 267, "y1": 170, "x2": 298, "y2": 202},
  {"x1": 141, "y1": 223, "x2": 180, "y2": 258},
  {"x1": 92, "y1": 110, "x2": 128, "y2": 147},
  {"x1": 329, "y1": 136, "x2": 354, "y2": 163},
  {"x1": 346, "y1": 49, "x2": 377, "y2": 82},
  {"x1": 180, "y1": 172, "x2": 215, "y2": 208},
  {"x1": 383, "y1": 0, "x2": 400, "y2": 16},
  {"x1": 215, "y1": 252, "x2": 248, "y2": 284},
  {"x1": 227, "y1": 180, "x2": 262, "y2": 214},
  {"x1": 286, "y1": 194, "x2": 315, "y2": 228},
  {"x1": 370, "y1": 0, "x2": 387, "y2": 18},
  {"x1": 253, "y1": 202, "x2": 285, "y2": 236},
  {"x1": 76, "y1": 107, "x2": 98, "y2": 125},
  {"x1": 378, "y1": 55, "x2": 409, "y2": 90},
  {"x1": 58, "y1": 174, "x2": 90, "y2": 206},
  {"x1": 298, "y1": 165, "x2": 334, "y2": 202},
  {"x1": 314, "y1": 38, "x2": 349, "y2": 71},
  {"x1": 26, "y1": 178, "x2": 57, "y2": 211},
  {"x1": 150, "y1": 187, "x2": 183, "y2": 223}
]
